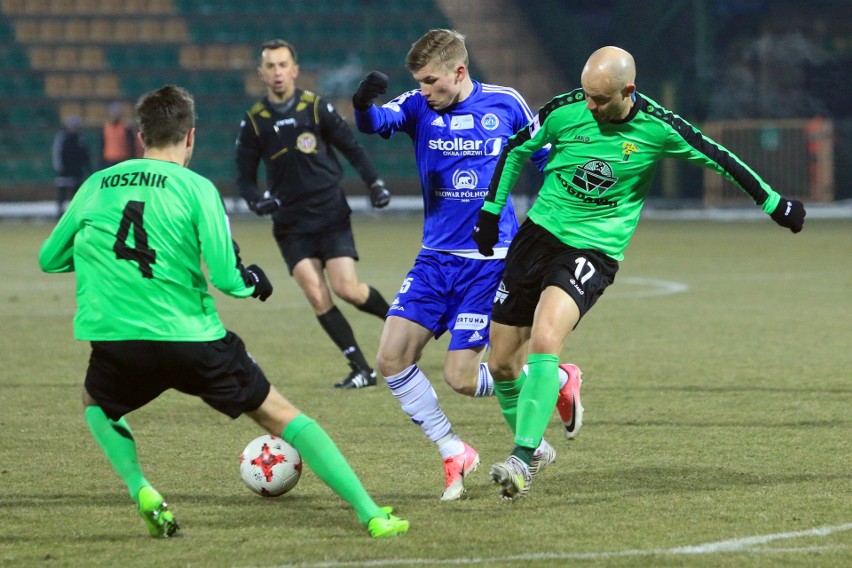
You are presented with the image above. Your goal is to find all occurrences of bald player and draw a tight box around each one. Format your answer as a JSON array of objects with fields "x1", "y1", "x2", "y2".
[{"x1": 472, "y1": 46, "x2": 806, "y2": 500}]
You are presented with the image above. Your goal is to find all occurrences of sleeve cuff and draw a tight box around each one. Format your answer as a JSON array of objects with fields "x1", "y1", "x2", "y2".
[{"x1": 482, "y1": 201, "x2": 502, "y2": 215}]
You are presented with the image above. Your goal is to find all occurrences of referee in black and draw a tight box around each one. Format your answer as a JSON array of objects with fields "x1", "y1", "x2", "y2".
[{"x1": 236, "y1": 39, "x2": 392, "y2": 389}]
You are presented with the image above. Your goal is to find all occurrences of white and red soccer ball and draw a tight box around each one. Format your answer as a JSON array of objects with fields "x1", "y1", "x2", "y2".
[{"x1": 239, "y1": 435, "x2": 302, "y2": 497}]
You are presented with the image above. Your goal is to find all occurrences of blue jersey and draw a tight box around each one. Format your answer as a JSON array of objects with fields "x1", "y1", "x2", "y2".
[{"x1": 355, "y1": 80, "x2": 548, "y2": 257}]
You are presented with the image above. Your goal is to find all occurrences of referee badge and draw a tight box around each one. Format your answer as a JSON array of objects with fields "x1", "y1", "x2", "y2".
[{"x1": 296, "y1": 132, "x2": 317, "y2": 153}]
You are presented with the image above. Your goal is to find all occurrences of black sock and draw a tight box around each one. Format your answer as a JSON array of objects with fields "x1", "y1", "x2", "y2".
[
  {"x1": 356, "y1": 286, "x2": 390, "y2": 320},
  {"x1": 317, "y1": 306, "x2": 371, "y2": 372}
]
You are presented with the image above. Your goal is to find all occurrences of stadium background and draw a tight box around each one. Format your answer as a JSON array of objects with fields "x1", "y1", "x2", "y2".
[{"x1": 0, "y1": 0, "x2": 850, "y2": 206}]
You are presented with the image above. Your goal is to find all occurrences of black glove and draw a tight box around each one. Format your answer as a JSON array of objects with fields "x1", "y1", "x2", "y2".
[
  {"x1": 472, "y1": 209, "x2": 500, "y2": 257},
  {"x1": 243, "y1": 264, "x2": 273, "y2": 301},
  {"x1": 770, "y1": 197, "x2": 805, "y2": 233},
  {"x1": 352, "y1": 71, "x2": 388, "y2": 111},
  {"x1": 369, "y1": 179, "x2": 391, "y2": 209},
  {"x1": 249, "y1": 197, "x2": 281, "y2": 216}
]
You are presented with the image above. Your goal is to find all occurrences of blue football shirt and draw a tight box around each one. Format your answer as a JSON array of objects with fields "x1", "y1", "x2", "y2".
[{"x1": 355, "y1": 80, "x2": 548, "y2": 257}]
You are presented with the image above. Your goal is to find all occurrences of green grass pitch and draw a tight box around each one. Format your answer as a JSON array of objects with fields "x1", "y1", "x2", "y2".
[{"x1": 1, "y1": 215, "x2": 850, "y2": 567}]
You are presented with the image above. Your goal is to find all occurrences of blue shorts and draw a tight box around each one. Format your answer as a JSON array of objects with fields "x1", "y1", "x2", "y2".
[{"x1": 387, "y1": 249, "x2": 504, "y2": 350}]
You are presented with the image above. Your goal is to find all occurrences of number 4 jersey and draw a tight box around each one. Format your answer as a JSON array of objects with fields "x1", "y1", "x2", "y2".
[{"x1": 39, "y1": 159, "x2": 255, "y2": 341}]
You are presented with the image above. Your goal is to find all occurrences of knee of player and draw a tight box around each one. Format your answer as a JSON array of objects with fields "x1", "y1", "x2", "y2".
[
  {"x1": 331, "y1": 281, "x2": 363, "y2": 305},
  {"x1": 488, "y1": 358, "x2": 520, "y2": 382},
  {"x1": 376, "y1": 350, "x2": 412, "y2": 379},
  {"x1": 443, "y1": 369, "x2": 478, "y2": 396}
]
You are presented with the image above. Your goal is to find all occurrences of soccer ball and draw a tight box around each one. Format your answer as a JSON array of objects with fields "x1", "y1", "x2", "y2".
[{"x1": 239, "y1": 435, "x2": 302, "y2": 497}]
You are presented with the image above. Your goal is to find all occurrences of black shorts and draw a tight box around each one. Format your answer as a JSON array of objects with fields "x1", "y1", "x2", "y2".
[
  {"x1": 84, "y1": 331, "x2": 271, "y2": 421},
  {"x1": 273, "y1": 218, "x2": 359, "y2": 274},
  {"x1": 491, "y1": 219, "x2": 619, "y2": 327}
]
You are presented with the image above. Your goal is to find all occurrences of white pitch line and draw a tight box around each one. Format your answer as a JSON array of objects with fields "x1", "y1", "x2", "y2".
[
  {"x1": 668, "y1": 523, "x2": 852, "y2": 554},
  {"x1": 252, "y1": 522, "x2": 852, "y2": 568}
]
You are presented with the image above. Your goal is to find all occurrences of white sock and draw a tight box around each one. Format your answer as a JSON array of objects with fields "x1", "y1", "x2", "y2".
[
  {"x1": 436, "y1": 433, "x2": 465, "y2": 459},
  {"x1": 386, "y1": 365, "x2": 454, "y2": 451},
  {"x1": 522, "y1": 363, "x2": 568, "y2": 389},
  {"x1": 474, "y1": 363, "x2": 494, "y2": 397}
]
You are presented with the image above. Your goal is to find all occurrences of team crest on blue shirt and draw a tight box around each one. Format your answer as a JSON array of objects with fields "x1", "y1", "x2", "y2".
[
  {"x1": 452, "y1": 169, "x2": 479, "y2": 190},
  {"x1": 296, "y1": 133, "x2": 317, "y2": 153},
  {"x1": 480, "y1": 113, "x2": 499, "y2": 130}
]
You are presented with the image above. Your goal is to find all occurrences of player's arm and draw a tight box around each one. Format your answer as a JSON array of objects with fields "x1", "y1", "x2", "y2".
[
  {"x1": 352, "y1": 72, "x2": 416, "y2": 138},
  {"x1": 662, "y1": 113, "x2": 805, "y2": 233},
  {"x1": 510, "y1": 90, "x2": 551, "y2": 172},
  {"x1": 39, "y1": 186, "x2": 87, "y2": 272},
  {"x1": 320, "y1": 99, "x2": 390, "y2": 208},
  {"x1": 196, "y1": 182, "x2": 271, "y2": 301},
  {"x1": 472, "y1": 109, "x2": 553, "y2": 256},
  {"x1": 485, "y1": 111, "x2": 552, "y2": 214},
  {"x1": 235, "y1": 113, "x2": 266, "y2": 210}
]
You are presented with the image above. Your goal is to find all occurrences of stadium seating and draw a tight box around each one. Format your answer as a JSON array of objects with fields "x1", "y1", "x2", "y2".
[{"x1": 0, "y1": 1, "x2": 453, "y2": 199}]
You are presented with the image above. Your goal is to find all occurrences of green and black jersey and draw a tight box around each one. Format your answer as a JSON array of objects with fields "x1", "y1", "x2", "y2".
[
  {"x1": 482, "y1": 90, "x2": 782, "y2": 260},
  {"x1": 39, "y1": 159, "x2": 255, "y2": 341}
]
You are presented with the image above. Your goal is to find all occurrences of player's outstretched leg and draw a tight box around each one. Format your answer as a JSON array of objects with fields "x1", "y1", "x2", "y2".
[
  {"x1": 555, "y1": 363, "x2": 584, "y2": 440},
  {"x1": 282, "y1": 414, "x2": 408, "y2": 537}
]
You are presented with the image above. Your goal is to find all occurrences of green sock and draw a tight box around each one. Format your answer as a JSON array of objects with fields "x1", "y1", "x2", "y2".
[
  {"x1": 283, "y1": 414, "x2": 383, "y2": 525},
  {"x1": 514, "y1": 353, "x2": 560, "y2": 452},
  {"x1": 84, "y1": 406, "x2": 149, "y2": 502},
  {"x1": 493, "y1": 372, "x2": 526, "y2": 433}
]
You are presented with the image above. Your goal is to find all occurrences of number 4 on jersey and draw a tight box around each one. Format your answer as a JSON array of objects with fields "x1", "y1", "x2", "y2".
[{"x1": 113, "y1": 200, "x2": 157, "y2": 278}]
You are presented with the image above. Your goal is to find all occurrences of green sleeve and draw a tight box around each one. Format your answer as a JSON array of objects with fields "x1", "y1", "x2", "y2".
[
  {"x1": 38, "y1": 183, "x2": 89, "y2": 273},
  {"x1": 485, "y1": 112, "x2": 552, "y2": 213},
  {"x1": 660, "y1": 113, "x2": 781, "y2": 214},
  {"x1": 196, "y1": 182, "x2": 255, "y2": 299}
]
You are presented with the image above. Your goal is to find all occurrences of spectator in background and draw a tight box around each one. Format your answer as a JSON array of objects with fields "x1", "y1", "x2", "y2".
[
  {"x1": 52, "y1": 115, "x2": 91, "y2": 218},
  {"x1": 100, "y1": 101, "x2": 141, "y2": 168}
]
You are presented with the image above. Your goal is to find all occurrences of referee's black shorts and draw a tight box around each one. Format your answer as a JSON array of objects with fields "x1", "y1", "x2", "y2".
[
  {"x1": 491, "y1": 219, "x2": 619, "y2": 328},
  {"x1": 273, "y1": 218, "x2": 359, "y2": 274},
  {"x1": 84, "y1": 331, "x2": 271, "y2": 421}
]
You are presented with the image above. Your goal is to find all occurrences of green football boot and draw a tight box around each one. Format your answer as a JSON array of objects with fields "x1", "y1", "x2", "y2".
[
  {"x1": 367, "y1": 506, "x2": 409, "y2": 538},
  {"x1": 136, "y1": 486, "x2": 179, "y2": 538}
]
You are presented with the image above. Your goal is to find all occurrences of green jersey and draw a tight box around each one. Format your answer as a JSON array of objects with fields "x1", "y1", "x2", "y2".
[
  {"x1": 482, "y1": 90, "x2": 782, "y2": 260},
  {"x1": 39, "y1": 158, "x2": 256, "y2": 341}
]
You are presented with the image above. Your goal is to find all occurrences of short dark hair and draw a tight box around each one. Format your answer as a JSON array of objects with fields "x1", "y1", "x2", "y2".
[
  {"x1": 406, "y1": 29, "x2": 468, "y2": 73},
  {"x1": 260, "y1": 39, "x2": 298, "y2": 64},
  {"x1": 134, "y1": 85, "x2": 196, "y2": 148}
]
